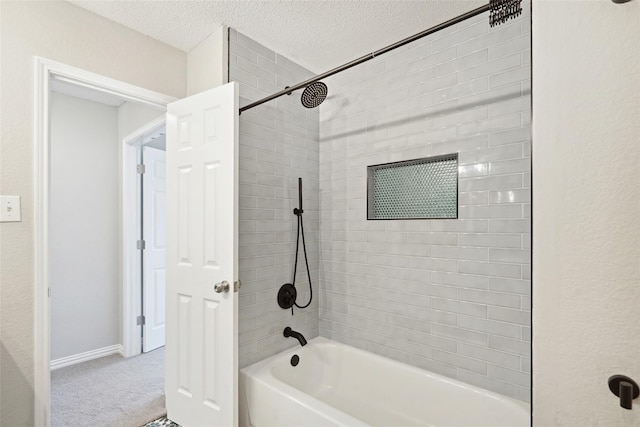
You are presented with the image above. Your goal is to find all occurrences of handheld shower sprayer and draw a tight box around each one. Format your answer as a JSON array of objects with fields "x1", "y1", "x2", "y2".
[
  {"x1": 277, "y1": 178, "x2": 313, "y2": 313},
  {"x1": 294, "y1": 177, "x2": 303, "y2": 216}
]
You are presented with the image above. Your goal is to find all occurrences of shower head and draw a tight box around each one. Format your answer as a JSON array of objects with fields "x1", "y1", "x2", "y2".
[
  {"x1": 489, "y1": 0, "x2": 523, "y2": 27},
  {"x1": 301, "y1": 82, "x2": 328, "y2": 109}
]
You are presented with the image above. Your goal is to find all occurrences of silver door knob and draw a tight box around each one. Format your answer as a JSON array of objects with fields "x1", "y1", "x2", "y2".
[{"x1": 214, "y1": 280, "x2": 230, "y2": 293}]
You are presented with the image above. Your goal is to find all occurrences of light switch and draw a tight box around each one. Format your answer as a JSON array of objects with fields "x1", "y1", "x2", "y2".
[{"x1": 0, "y1": 195, "x2": 22, "y2": 222}]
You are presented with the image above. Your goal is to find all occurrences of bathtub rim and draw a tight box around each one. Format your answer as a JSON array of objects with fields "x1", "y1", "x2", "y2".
[{"x1": 241, "y1": 336, "x2": 530, "y2": 417}]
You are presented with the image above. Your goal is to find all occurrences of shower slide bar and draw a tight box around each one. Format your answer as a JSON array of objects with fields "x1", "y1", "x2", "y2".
[{"x1": 238, "y1": 0, "x2": 521, "y2": 114}]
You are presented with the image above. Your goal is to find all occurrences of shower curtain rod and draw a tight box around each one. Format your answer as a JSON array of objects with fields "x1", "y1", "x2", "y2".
[{"x1": 239, "y1": 3, "x2": 491, "y2": 114}]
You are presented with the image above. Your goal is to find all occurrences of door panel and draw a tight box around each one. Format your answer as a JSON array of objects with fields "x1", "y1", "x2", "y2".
[
  {"x1": 165, "y1": 82, "x2": 239, "y2": 427},
  {"x1": 143, "y1": 146, "x2": 166, "y2": 352}
]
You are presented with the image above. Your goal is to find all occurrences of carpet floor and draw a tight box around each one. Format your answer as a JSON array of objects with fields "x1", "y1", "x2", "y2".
[{"x1": 51, "y1": 347, "x2": 166, "y2": 427}]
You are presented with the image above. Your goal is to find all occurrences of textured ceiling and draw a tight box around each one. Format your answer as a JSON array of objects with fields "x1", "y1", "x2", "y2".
[{"x1": 69, "y1": 0, "x2": 485, "y2": 72}]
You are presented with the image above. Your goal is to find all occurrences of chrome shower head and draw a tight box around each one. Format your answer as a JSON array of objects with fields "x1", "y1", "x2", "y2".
[{"x1": 301, "y1": 82, "x2": 328, "y2": 108}]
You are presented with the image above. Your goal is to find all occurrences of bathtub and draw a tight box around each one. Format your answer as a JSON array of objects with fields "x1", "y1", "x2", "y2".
[{"x1": 240, "y1": 337, "x2": 529, "y2": 427}]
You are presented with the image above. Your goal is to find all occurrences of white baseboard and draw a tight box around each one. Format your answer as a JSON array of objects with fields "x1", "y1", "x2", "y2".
[{"x1": 50, "y1": 344, "x2": 124, "y2": 370}]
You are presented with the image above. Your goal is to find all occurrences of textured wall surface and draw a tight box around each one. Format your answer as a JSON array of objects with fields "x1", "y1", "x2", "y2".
[
  {"x1": 533, "y1": 0, "x2": 640, "y2": 425},
  {"x1": 229, "y1": 29, "x2": 320, "y2": 368},
  {"x1": 0, "y1": 2, "x2": 185, "y2": 424},
  {"x1": 318, "y1": 8, "x2": 531, "y2": 401}
]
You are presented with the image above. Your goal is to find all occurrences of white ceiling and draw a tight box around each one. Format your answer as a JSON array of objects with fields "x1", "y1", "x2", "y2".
[{"x1": 69, "y1": 0, "x2": 485, "y2": 73}]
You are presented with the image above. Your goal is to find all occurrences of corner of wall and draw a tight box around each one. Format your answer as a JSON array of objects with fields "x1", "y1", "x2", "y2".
[
  {"x1": 229, "y1": 30, "x2": 321, "y2": 368},
  {"x1": 187, "y1": 25, "x2": 229, "y2": 96}
]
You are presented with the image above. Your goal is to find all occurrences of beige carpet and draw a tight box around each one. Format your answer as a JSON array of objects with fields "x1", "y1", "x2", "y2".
[{"x1": 51, "y1": 347, "x2": 166, "y2": 427}]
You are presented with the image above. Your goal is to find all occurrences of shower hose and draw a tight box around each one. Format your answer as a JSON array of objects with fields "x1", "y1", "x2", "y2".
[{"x1": 291, "y1": 210, "x2": 313, "y2": 314}]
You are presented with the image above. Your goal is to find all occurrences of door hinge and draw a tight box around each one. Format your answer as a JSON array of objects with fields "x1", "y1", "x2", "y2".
[
  {"x1": 48, "y1": 288, "x2": 51, "y2": 297},
  {"x1": 137, "y1": 164, "x2": 146, "y2": 174},
  {"x1": 137, "y1": 239, "x2": 146, "y2": 250},
  {"x1": 234, "y1": 280, "x2": 242, "y2": 292},
  {"x1": 137, "y1": 315, "x2": 146, "y2": 326}
]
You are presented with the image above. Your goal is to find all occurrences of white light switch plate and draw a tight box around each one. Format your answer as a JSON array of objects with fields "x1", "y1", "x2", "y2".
[{"x1": 0, "y1": 195, "x2": 22, "y2": 222}]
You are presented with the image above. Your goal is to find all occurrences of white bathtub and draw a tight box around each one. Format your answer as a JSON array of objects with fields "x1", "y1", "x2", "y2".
[{"x1": 240, "y1": 337, "x2": 529, "y2": 427}]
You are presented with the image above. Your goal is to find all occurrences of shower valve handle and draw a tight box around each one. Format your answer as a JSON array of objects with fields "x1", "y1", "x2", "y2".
[
  {"x1": 214, "y1": 280, "x2": 230, "y2": 293},
  {"x1": 609, "y1": 375, "x2": 639, "y2": 409}
]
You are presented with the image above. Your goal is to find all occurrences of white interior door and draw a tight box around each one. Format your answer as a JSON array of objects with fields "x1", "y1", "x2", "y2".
[
  {"x1": 165, "y1": 82, "x2": 239, "y2": 427},
  {"x1": 142, "y1": 146, "x2": 166, "y2": 352}
]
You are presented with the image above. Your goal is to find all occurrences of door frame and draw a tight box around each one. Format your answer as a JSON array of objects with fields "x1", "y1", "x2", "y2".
[
  {"x1": 33, "y1": 56, "x2": 176, "y2": 426},
  {"x1": 122, "y1": 116, "x2": 167, "y2": 358}
]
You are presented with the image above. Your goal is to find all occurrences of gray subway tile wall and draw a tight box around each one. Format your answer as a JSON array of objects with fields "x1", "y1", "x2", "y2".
[
  {"x1": 318, "y1": 6, "x2": 531, "y2": 401},
  {"x1": 230, "y1": 29, "x2": 320, "y2": 368}
]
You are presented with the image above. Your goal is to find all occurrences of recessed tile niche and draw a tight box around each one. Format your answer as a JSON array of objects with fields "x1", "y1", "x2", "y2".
[{"x1": 367, "y1": 154, "x2": 458, "y2": 220}]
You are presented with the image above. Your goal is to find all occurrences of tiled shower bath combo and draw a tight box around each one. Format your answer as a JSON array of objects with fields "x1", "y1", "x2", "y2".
[
  {"x1": 319, "y1": 9, "x2": 531, "y2": 402},
  {"x1": 232, "y1": 1, "x2": 531, "y2": 425}
]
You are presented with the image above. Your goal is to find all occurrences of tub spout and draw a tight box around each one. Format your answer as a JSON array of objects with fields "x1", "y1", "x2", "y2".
[{"x1": 283, "y1": 327, "x2": 307, "y2": 346}]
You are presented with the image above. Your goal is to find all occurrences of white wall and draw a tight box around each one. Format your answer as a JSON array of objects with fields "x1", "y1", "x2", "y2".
[
  {"x1": 533, "y1": 0, "x2": 640, "y2": 424},
  {"x1": 118, "y1": 102, "x2": 165, "y2": 141},
  {"x1": 50, "y1": 93, "x2": 120, "y2": 360},
  {"x1": 0, "y1": 1, "x2": 186, "y2": 425},
  {"x1": 187, "y1": 25, "x2": 229, "y2": 95}
]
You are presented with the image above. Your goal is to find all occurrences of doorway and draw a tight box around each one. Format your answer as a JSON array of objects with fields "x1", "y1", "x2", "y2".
[
  {"x1": 35, "y1": 57, "x2": 176, "y2": 427},
  {"x1": 48, "y1": 82, "x2": 169, "y2": 426},
  {"x1": 141, "y1": 144, "x2": 167, "y2": 353},
  {"x1": 123, "y1": 119, "x2": 168, "y2": 355},
  {"x1": 48, "y1": 81, "x2": 169, "y2": 426},
  {"x1": 35, "y1": 58, "x2": 240, "y2": 427}
]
